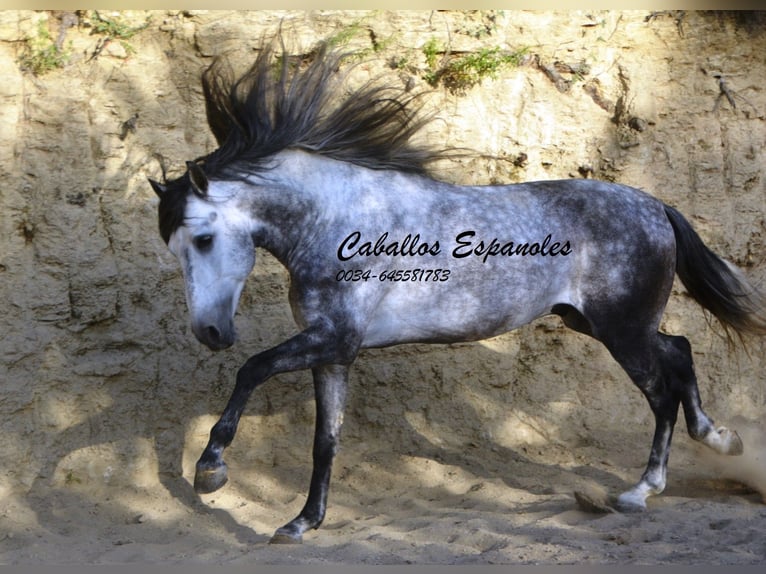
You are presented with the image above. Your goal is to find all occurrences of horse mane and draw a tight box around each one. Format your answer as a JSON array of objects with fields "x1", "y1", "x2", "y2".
[
  {"x1": 198, "y1": 35, "x2": 446, "y2": 179},
  {"x1": 156, "y1": 34, "x2": 452, "y2": 244}
]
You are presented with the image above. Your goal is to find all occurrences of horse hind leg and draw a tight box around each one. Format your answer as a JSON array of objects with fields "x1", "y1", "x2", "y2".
[
  {"x1": 555, "y1": 305, "x2": 675, "y2": 509},
  {"x1": 670, "y1": 335, "x2": 744, "y2": 456},
  {"x1": 606, "y1": 332, "x2": 743, "y2": 512},
  {"x1": 585, "y1": 329, "x2": 681, "y2": 512},
  {"x1": 619, "y1": 363, "x2": 677, "y2": 509}
]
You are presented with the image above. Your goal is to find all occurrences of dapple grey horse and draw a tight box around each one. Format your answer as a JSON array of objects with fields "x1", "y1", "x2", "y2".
[{"x1": 150, "y1": 37, "x2": 765, "y2": 543}]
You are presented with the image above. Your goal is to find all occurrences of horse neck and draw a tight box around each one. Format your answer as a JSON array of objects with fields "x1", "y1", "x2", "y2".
[{"x1": 241, "y1": 151, "x2": 351, "y2": 267}]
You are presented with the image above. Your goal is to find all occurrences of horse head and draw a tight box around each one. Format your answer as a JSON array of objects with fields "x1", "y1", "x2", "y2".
[{"x1": 150, "y1": 162, "x2": 256, "y2": 351}]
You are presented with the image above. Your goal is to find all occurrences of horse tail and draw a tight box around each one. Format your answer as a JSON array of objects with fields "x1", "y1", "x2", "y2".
[{"x1": 664, "y1": 204, "x2": 766, "y2": 343}]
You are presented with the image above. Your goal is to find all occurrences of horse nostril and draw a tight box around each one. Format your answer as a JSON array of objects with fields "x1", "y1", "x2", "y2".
[
  {"x1": 206, "y1": 325, "x2": 222, "y2": 343},
  {"x1": 194, "y1": 322, "x2": 234, "y2": 351}
]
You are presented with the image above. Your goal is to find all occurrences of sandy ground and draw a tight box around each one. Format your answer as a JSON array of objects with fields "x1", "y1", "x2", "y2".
[{"x1": 1, "y1": 418, "x2": 764, "y2": 565}]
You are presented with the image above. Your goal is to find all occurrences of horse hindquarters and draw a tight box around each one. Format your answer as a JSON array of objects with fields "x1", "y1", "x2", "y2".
[
  {"x1": 568, "y1": 202, "x2": 753, "y2": 510},
  {"x1": 553, "y1": 224, "x2": 683, "y2": 509}
]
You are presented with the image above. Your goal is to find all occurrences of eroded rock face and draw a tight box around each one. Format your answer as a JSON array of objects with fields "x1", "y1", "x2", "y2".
[{"x1": 0, "y1": 10, "x2": 764, "y2": 499}]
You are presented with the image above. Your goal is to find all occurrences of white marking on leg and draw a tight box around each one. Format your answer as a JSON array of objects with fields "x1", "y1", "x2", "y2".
[
  {"x1": 616, "y1": 462, "x2": 667, "y2": 512},
  {"x1": 616, "y1": 476, "x2": 665, "y2": 511},
  {"x1": 616, "y1": 484, "x2": 651, "y2": 511}
]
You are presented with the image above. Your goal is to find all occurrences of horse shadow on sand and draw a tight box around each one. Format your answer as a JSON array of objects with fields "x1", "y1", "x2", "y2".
[{"x1": 23, "y1": 324, "x2": 645, "y2": 547}]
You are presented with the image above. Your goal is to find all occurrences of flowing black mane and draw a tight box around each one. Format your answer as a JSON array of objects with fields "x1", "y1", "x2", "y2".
[
  {"x1": 155, "y1": 35, "x2": 447, "y2": 244},
  {"x1": 200, "y1": 36, "x2": 443, "y2": 179}
]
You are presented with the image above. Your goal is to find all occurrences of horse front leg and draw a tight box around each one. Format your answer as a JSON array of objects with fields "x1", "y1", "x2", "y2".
[
  {"x1": 193, "y1": 325, "x2": 357, "y2": 496},
  {"x1": 270, "y1": 364, "x2": 348, "y2": 544}
]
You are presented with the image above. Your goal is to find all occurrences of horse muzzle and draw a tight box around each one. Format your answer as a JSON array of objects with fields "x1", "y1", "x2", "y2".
[{"x1": 192, "y1": 319, "x2": 237, "y2": 351}]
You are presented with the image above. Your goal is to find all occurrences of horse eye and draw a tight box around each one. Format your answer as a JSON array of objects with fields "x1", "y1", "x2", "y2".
[{"x1": 193, "y1": 234, "x2": 214, "y2": 252}]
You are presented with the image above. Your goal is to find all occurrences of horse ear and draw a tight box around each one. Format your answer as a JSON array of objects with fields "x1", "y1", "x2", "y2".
[
  {"x1": 148, "y1": 178, "x2": 167, "y2": 197},
  {"x1": 186, "y1": 161, "x2": 209, "y2": 198}
]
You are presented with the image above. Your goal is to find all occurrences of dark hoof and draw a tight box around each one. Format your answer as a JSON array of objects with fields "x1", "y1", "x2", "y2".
[
  {"x1": 194, "y1": 462, "x2": 228, "y2": 494},
  {"x1": 269, "y1": 529, "x2": 303, "y2": 545}
]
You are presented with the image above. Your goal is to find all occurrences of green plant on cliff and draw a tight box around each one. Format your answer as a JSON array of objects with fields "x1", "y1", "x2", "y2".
[
  {"x1": 88, "y1": 11, "x2": 151, "y2": 56},
  {"x1": 421, "y1": 38, "x2": 529, "y2": 93},
  {"x1": 324, "y1": 20, "x2": 368, "y2": 49},
  {"x1": 441, "y1": 46, "x2": 528, "y2": 92},
  {"x1": 422, "y1": 37, "x2": 441, "y2": 70},
  {"x1": 18, "y1": 21, "x2": 71, "y2": 75},
  {"x1": 320, "y1": 18, "x2": 394, "y2": 61},
  {"x1": 89, "y1": 11, "x2": 150, "y2": 39},
  {"x1": 420, "y1": 37, "x2": 446, "y2": 86}
]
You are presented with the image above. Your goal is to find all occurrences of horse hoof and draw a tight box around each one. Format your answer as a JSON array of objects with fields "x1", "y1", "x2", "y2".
[
  {"x1": 703, "y1": 427, "x2": 745, "y2": 456},
  {"x1": 194, "y1": 462, "x2": 228, "y2": 494},
  {"x1": 614, "y1": 493, "x2": 647, "y2": 514},
  {"x1": 269, "y1": 530, "x2": 303, "y2": 545},
  {"x1": 720, "y1": 427, "x2": 744, "y2": 456}
]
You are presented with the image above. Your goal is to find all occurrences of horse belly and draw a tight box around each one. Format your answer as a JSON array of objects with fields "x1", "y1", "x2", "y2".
[{"x1": 360, "y1": 272, "x2": 569, "y2": 347}]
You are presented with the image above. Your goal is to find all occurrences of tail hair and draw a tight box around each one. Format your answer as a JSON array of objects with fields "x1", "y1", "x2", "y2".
[{"x1": 664, "y1": 205, "x2": 766, "y2": 344}]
